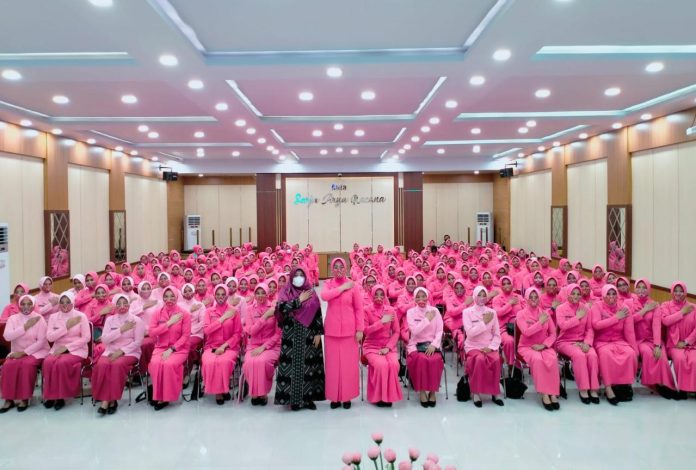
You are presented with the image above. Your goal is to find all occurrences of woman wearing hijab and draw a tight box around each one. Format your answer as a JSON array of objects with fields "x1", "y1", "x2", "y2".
[
  {"x1": 320, "y1": 258, "x2": 365, "y2": 409},
  {"x1": 363, "y1": 284, "x2": 402, "y2": 407},
  {"x1": 406, "y1": 287, "x2": 444, "y2": 407},
  {"x1": 202, "y1": 284, "x2": 242, "y2": 406},
  {"x1": 462, "y1": 287, "x2": 504, "y2": 408},
  {"x1": 71, "y1": 275, "x2": 92, "y2": 311},
  {"x1": 492, "y1": 276, "x2": 523, "y2": 368},
  {"x1": 555, "y1": 284, "x2": 600, "y2": 404},
  {"x1": 516, "y1": 288, "x2": 561, "y2": 411},
  {"x1": 661, "y1": 282, "x2": 696, "y2": 394},
  {"x1": 130, "y1": 281, "x2": 159, "y2": 373},
  {"x1": 274, "y1": 267, "x2": 325, "y2": 411},
  {"x1": 35, "y1": 276, "x2": 60, "y2": 319},
  {"x1": 243, "y1": 283, "x2": 281, "y2": 406},
  {"x1": 589, "y1": 265, "x2": 606, "y2": 298},
  {"x1": 1, "y1": 283, "x2": 29, "y2": 322},
  {"x1": 444, "y1": 279, "x2": 472, "y2": 357},
  {"x1": 179, "y1": 283, "x2": 205, "y2": 361},
  {"x1": 43, "y1": 291, "x2": 90, "y2": 410},
  {"x1": 84, "y1": 284, "x2": 113, "y2": 338},
  {"x1": 91, "y1": 294, "x2": 145, "y2": 415},
  {"x1": 148, "y1": 286, "x2": 191, "y2": 410},
  {"x1": 591, "y1": 285, "x2": 638, "y2": 405},
  {"x1": 1, "y1": 295, "x2": 49, "y2": 412}
]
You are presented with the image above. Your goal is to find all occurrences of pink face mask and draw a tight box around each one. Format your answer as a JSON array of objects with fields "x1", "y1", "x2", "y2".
[{"x1": 116, "y1": 305, "x2": 129, "y2": 315}]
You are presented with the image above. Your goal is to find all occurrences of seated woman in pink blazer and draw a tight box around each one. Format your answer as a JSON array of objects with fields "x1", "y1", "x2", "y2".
[
  {"x1": 661, "y1": 281, "x2": 696, "y2": 397},
  {"x1": 406, "y1": 287, "x2": 444, "y2": 408}
]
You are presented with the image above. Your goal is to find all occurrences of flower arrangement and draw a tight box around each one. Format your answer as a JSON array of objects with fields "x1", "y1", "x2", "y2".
[{"x1": 340, "y1": 432, "x2": 457, "y2": 470}]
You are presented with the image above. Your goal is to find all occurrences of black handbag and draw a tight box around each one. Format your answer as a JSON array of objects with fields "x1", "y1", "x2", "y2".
[
  {"x1": 501, "y1": 377, "x2": 528, "y2": 399},
  {"x1": 613, "y1": 384, "x2": 634, "y2": 402},
  {"x1": 505, "y1": 322, "x2": 515, "y2": 337},
  {"x1": 416, "y1": 342, "x2": 432, "y2": 353},
  {"x1": 456, "y1": 376, "x2": 471, "y2": 402}
]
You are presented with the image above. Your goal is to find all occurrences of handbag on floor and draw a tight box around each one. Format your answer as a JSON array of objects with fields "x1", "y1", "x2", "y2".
[
  {"x1": 501, "y1": 377, "x2": 527, "y2": 399},
  {"x1": 613, "y1": 384, "x2": 633, "y2": 402},
  {"x1": 456, "y1": 376, "x2": 471, "y2": 402}
]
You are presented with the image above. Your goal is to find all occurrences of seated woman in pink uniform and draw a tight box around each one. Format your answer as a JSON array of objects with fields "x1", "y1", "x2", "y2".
[
  {"x1": 628, "y1": 279, "x2": 676, "y2": 398},
  {"x1": 202, "y1": 284, "x2": 242, "y2": 405},
  {"x1": 1, "y1": 295, "x2": 49, "y2": 413},
  {"x1": 148, "y1": 286, "x2": 191, "y2": 410},
  {"x1": 555, "y1": 284, "x2": 600, "y2": 404},
  {"x1": 84, "y1": 284, "x2": 113, "y2": 339},
  {"x1": 131, "y1": 281, "x2": 160, "y2": 373},
  {"x1": 243, "y1": 283, "x2": 281, "y2": 406},
  {"x1": 516, "y1": 287, "x2": 561, "y2": 411},
  {"x1": 661, "y1": 281, "x2": 696, "y2": 397},
  {"x1": 0, "y1": 283, "x2": 29, "y2": 322},
  {"x1": 462, "y1": 286, "x2": 504, "y2": 408},
  {"x1": 492, "y1": 276, "x2": 523, "y2": 368},
  {"x1": 363, "y1": 284, "x2": 402, "y2": 407},
  {"x1": 179, "y1": 283, "x2": 205, "y2": 371},
  {"x1": 444, "y1": 279, "x2": 472, "y2": 360},
  {"x1": 406, "y1": 287, "x2": 444, "y2": 408},
  {"x1": 591, "y1": 285, "x2": 638, "y2": 405},
  {"x1": 35, "y1": 276, "x2": 60, "y2": 320},
  {"x1": 91, "y1": 294, "x2": 145, "y2": 415},
  {"x1": 43, "y1": 291, "x2": 90, "y2": 410}
]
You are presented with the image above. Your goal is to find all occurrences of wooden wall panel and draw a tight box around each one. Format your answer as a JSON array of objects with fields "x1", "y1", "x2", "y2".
[
  {"x1": 402, "y1": 172, "x2": 423, "y2": 253},
  {"x1": 0, "y1": 122, "x2": 47, "y2": 159},
  {"x1": 629, "y1": 109, "x2": 696, "y2": 153},
  {"x1": 423, "y1": 173, "x2": 494, "y2": 183},
  {"x1": 256, "y1": 173, "x2": 279, "y2": 250},
  {"x1": 44, "y1": 135, "x2": 70, "y2": 210},
  {"x1": 492, "y1": 176, "x2": 510, "y2": 249},
  {"x1": 183, "y1": 175, "x2": 256, "y2": 185},
  {"x1": 166, "y1": 179, "x2": 184, "y2": 251}
]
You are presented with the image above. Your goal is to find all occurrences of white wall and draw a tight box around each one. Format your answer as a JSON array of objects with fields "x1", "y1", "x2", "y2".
[
  {"x1": 632, "y1": 140, "x2": 696, "y2": 288},
  {"x1": 125, "y1": 175, "x2": 168, "y2": 258},
  {"x1": 567, "y1": 160, "x2": 607, "y2": 267},
  {"x1": 423, "y1": 182, "x2": 493, "y2": 244},
  {"x1": 68, "y1": 165, "x2": 109, "y2": 275},
  {"x1": 184, "y1": 184, "x2": 257, "y2": 248},
  {"x1": 510, "y1": 171, "x2": 551, "y2": 257},
  {"x1": 0, "y1": 153, "x2": 45, "y2": 287}
]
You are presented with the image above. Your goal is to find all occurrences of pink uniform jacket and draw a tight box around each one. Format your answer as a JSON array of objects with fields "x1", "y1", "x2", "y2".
[
  {"x1": 462, "y1": 305, "x2": 501, "y2": 353},
  {"x1": 321, "y1": 280, "x2": 365, "y2": 337},
  {"x1": 3, "y1": 312, "x2": 50, "y2": 359},
  {"x1": 100, "y1": 312, "x2": 146, "y2": 359},
  {"x1": 406, "y1": 305, "x2": 443, "y2": 355},
  {"x1": 46, "y1": 310, "x2": 91, "y2": 359}
]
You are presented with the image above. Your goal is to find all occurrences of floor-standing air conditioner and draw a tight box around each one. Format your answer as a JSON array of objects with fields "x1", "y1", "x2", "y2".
[
  {"x1": 0, "y1": 223, "x2": 9, "y2": 312},
  {"x1": 476, "y1": 212, "x2": 494, "y2": 244},
  {"x1": 184, "y1": 215, "x2": 201, "y2": 251}
]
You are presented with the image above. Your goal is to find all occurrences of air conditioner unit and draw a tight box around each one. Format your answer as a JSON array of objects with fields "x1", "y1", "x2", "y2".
[
  {"x1": 184, "y1": 215, "x2": 201, "y2": 251},
  {"x1": 0, "y1": 223, "x2": 9, "y2": 313},
  {"x1": 476, "y1": 212, "x2": 494, "y2": 244}
]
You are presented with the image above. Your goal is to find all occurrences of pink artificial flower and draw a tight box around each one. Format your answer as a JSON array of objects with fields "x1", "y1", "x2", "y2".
[
  {"x1": 367, "y1": 446, "x2": 381, "y2": 460},
  {"x1": 342, "y1": 467, "x2": 352, "y2": 470},
  {"x1": 398, "y1": 462, "x2": 413, "y2": 470},
  {"x1": 371, "y1": 432, "x2": 384, "y2": 444},
  {"x1": 427, "y1": 453, "x2": 440, "y2": 463},
  {"x1": 384, "y1": 449, "x2": 397, "y2": 463},
  {"x1": 424, "y1": 462, "x2": 434, "y2": 470},
  {"x1": 352, "y1": 452, "x2": 362, "y2": 464},
  {"x1": 342, "y1": 453, "x2": 353, "y2": 465},
  {"x1": 408, "y1": 448, "x2": 420, "y2": 461},
  {"x1": 445, "y1": 466, "x2": 457, "y2": 470}
]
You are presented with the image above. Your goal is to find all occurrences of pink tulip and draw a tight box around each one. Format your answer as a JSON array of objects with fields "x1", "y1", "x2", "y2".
[
  {"x1": 398, "y1": 462, "x2": 413, "y2": 470},
  {"x1": 408, "y1": 448, "x2": 420, "y2": 461},
  {"x1": 342, "y1": 453, "x2": 353, "y2": 465},
  {"x1": 367, "y1": 446, "x2": 381, "y2": 460},
  {"x1": 424, "y1": 462, "x2": 434, "y2": 470},
  {"x1": 384, "y1": 448, "x2": 397, "y2": 463},
  {"x1": 371, "y1": 432, "x2": 384, "y2": 444},
  {"x1": 427, "y1": 453, "x2": 440, "y2": 463},
  {"x1": 352, "y1": 452, "x2": 362, "y2": 464}
]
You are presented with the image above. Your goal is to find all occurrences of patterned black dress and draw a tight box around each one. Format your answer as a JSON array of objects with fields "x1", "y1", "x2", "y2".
[{"x1": 274, "y1": 297, "x2": 325, "y2": 406}]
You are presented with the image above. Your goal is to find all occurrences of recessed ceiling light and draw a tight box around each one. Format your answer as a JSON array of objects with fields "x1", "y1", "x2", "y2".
[
  {"x1": 552, "y1": 141, "x2": 561, "y2": 147},
  {"x1": 51, "y1": 128, "x2": 63, "y2": 135},
  {"x1": 299, "y1": 91, "x2": 314, "y2": 101},
  {"x1": 333, "y1": 123, "x2": 344, "y2": 130},
  {"x1": 354, "y1": 129, "x2": 365, "y2": 137},
  {"x1": 232, "y1": 151, "x2": 240, "y2": 157},
  {"x1": 20, "y1": 119, "x2": 32, "y2": 127},
  {"x1": 151, "y1": 156, "x2": 159, "y2": 161},
  {"x1": 137, "y1": 125, "x2": 150, "y2": 134},
  {"x1": 148, "y1": 131, "x2": 159, "y2": 138},
  {"x1": 279, "y1": 155, "x2": 287, "y2": 161},
  {"x1": 645, "y1": 62, "x2": 664, "y2": 73},
  {"x1": 336, "y1": 147, "x2": 343, "y2": 153},
  {"x1": 257, "y1": 137, "x2": 266, "y2": 144},
  {"x1": 159, "y1": 54, "x2": 178, "y2": 67},
  {"x1": 445, "y1": 100, "x2": 458, "y2": 108},
  {"x1": 429, "y1": 117, "x2": 440, "y2": 125},
  {"x1": 537, "y1": 145, "x2": 546, "y2": 151},
  {"x1": 473, "y1": 145, "x2": 481, "y2": 153},
  {"x1": 115, "y1": 146, "x2": 124, "y2": 151},
  {"x1": 215, "y1": 102, "x2": 228, "y2": 111},
  {"x1": 350, "y1": 149, "x2": 359, "y2": 155},
  {"x1": 361, "y1": 90, "x2": 376, "y2": 101},
  {"x1": 266, "y1": 145, "x2": 275, "y2": 151},
  {"x1": 411, "y1": 136, "x2": 420, "y2": 142},
  {"x1": 437, "y1": 148, "x2": 445, "y2": 155},
  {"x1": 188, "y1": 79, "x2": 204, "y2": 90},
  {"x1": 2, "y1": 69, "x2": 22, "y2": 81},
  {"x1": 612, "y1": 122, "x2": 622, "y2": 129},
  {"x1": 121, "y1": 94, "x2": 137, "y2": 104},
  {"x1": 518, "y1": 127, "x2": 529, "y2": 134},
  {"x1": 326, "y1": 66, "x2": 343, "y2": 78},
  {"x1": 404, "y1": 144, "x2": 412, "y2": 150},
  {"x1": 272, "y1": 149, "x2": 279, "y2": 155},
  {"x1": 604, "y1": 87, "x2": 621, "y2": 96},
  {"x1": 392, "y1": 154, "x2": 399, "y2": 160},
  {"x1": 641, "y1": 113, "x2": 652, "y2": 120},
  {"x1": 517, "y1": 152, "x2": 525, "y2": 157},
  {"x1": 469, "y1": 75, "x2": 486, "y2": 86},
  {"x1": 474, "y1": 170, "x2": 480, "y2": 175},
  {"x1": 89, "y1": 0, "x2": 113, "y2": 7},
  {"x1": 197, "y1": 153, "x2": 204, "y2": 158},
  {"x1": 579, "y1": 133, "x2": 588, "y2": 139},
  {"x1": 24, "y1": 129, "x2": 38, "y2": 137},
  {"x1": 194, "y1": 131, "x2": 205, "y2": 138},
  {"x1": 535, "y1": 88, "x2": 551, "y2": 98},
  {"x1": 312, "y1": 129, "x2": 323, "y2": 137},
  {"x1": 471, "y1": 128, "x2": 481, "y2": 134},
  {"x1": 420, "y1": 126, "x2": 430, "y2": 133},
  {"x1": 526, "y1": 120, "x2": 537, "y2": 127},
  {"x1": 52, "y1": 95, "x2": 69, "y2": 104},
  {"x1": 492, "y1": 49, "x2": 511, "y2": 61},
  {"x1": 87, "y1": 138, "x2": 96, "y2": 145},
  {"x1": 62, "y1": 139, "x2": 76, "y2": 147},
  {"x1": 234, "y1": 119, "x2": 246, "y2": 127},
  {"x1": 246, "y1": 128, "x2": 256, "y2": 135},
  {"x1": 130, "y1": 150, "x2": 138, "y2": 156},
  {"x1": 198, "y1": 173, "x2": 204, "y2": 178},
  {"x1": 320, "y1": 149, "x2": 328, "y2": 155}
]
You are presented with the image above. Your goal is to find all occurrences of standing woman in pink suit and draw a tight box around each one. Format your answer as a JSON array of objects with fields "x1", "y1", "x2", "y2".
[
  {"x1": 243, "y1": 283, "x2": 281, "y2": 406},
  {"x1": 43, "y1": 291, "x2": 90, "y2": 410},
  {"x1": 320, "y1": 258, "x2": 365, "y2": 409},
  {"x1": 462, "y1": 286, "x2": 504, "y2": 408},
  {"x1": 0, "y1": 295, "x2": 49, "y2": 413},
  {"x1": 201, "y1": 284, "x2": 242, "y2": 406},
  {"x1": 406, "y1": 287, "x2": 444, "y2": 408},
  {"x1": 91, "y1": 294, "x2": 145, "y2": 415},
  {"x1": 661, "y1": 281, "x2": 696, "y2": 397},
  {"x1": 591, "y1": 285, "x2": 638, "y2": 405},
  {"x1": 148, "y1": 286, "x2": 191, "y2": 410},
  {"x1": 516, "y1": 287, "x2": 561, "y2": 411},
  {"x1": 363, "y1": 284, "x2": 402, "y2": 407}
]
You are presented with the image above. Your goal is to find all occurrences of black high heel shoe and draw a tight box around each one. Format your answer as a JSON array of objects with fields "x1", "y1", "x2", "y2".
[
  {"x1": 590, "y1": 395, "x2": 600, "y2": 404},
  {"x1": 606, "y1": 395, "x2": 619, "y2": 406},
  {"x1": 342, "y1": 401, "x2": 351, "y2": 409},
  {"x1": 330, "y1": 401, "x2": 341, "y2": 409},
  {"x1": 107, "y1": 402, "x2": 118, "y2": 415},
  {"x1": 551, "y1": 401, "x2": 560, "y2": 410},
  {"x1": 0, "y1": 402, "x2": 15, "y2": 414},
  {"x1": 473, "y1": 400, "x2": 483, "y2": 408},
  {"x1": 579, "y1": 393, "x2": 591, "y2": 405},
  {"x1": 492, "y1": 397, "x2": 505, "y2": 406}
]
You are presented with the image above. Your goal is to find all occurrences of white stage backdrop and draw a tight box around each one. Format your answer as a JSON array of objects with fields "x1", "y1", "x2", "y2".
[{"x1": 285, "y1": 177, "x2": 394, "y2": 252}]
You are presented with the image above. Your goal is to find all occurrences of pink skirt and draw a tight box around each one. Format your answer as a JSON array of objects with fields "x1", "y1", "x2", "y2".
[
  {"x1": 324, "y1": 336, "x2": 360, "y2": 402},
  {"x1": 465, "y1": 350, "x2": 501, "y2": 395},
  {"x1": 638, "y1": 342, "x2": 675, "y2": 389},
  {"x1": 668, "y1": 347, "x2": 696, "y2": 392},
  {"x1": 596, "y1": 341, "x2": 637, "y2": 386},
  {"x1": 500, "y1": 332, "x2": 515, "y2": 365},
  {"x1": 407, "y1": 351, "x2": 444, "y2": 392},
  {"x1": 139, "y1": 337, "x2": 155, "y2": 374},
  {"x1": 42, "y1": 353, "x2": 84, "y2": 400},
  {"x1": 201, "y1": 348, "x2": 238, "y2": 395},
  {"x1": 366, "y1": 351, "x2": 403, "y2": 403},
  {"x1": 1, "y1": 355, "x2": 42, "y2": 401},
  {"x1": 518, "y1": 346, "x2": 560, "y2": 395},
  {"x1": 187, "y1": 336, "x2": 204, "y2": 365},
  {"x1": 243, "y1": 347, "x2": 280, "y2": 397},
  {"x1": 556, "y1": 341, "x2": 600, "y2": 391},
  {"x1": 91, "y1": 355, "x2": 137, "y2": 401},
  {"x1": 148, "y1": 347, "x2": 188, "y2": 402}
]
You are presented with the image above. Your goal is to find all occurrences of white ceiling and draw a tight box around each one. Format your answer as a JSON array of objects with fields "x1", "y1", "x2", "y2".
[{"x1": 0, "y1": 0, "x2": 695, "y2": 174}]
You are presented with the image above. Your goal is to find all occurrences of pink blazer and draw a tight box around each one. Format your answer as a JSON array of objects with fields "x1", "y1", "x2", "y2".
[
  {"x1": 100, "y1": 313, "x2": 145, "y2": 359},
  {"x1": 363, "y1": 303, "x2": 399, "y2": 355},
  {"x1": 321, "y1": 280, "x2": 365, "y2": 337},
  {"x1": 203, "y1": 307, "x2": 242, "y2": 351},
  {"x1": 148, "y1": 307, "x2": 191, "y2": 352},
  {"x1": 462, "y1": 305, "x2": 501, "y2": 353},
  {"x1": 46, "y1": 310, "x2": 90, "y2": 359},
  {"x1": 3, "y1": 312, "x2": 50, "y2": 359},
  {"x1": 555, "y1": 302, "x2": 594, "y2": 345},
  {"x1": 406, "y1": 305, "x2": 443, "y2": 354},
  {"x1": 244, "y1": 301, "x2": 281, "y2": 350},
  {"x1": 516, "y1": 307, "x2": 557, "y2": 350}
]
